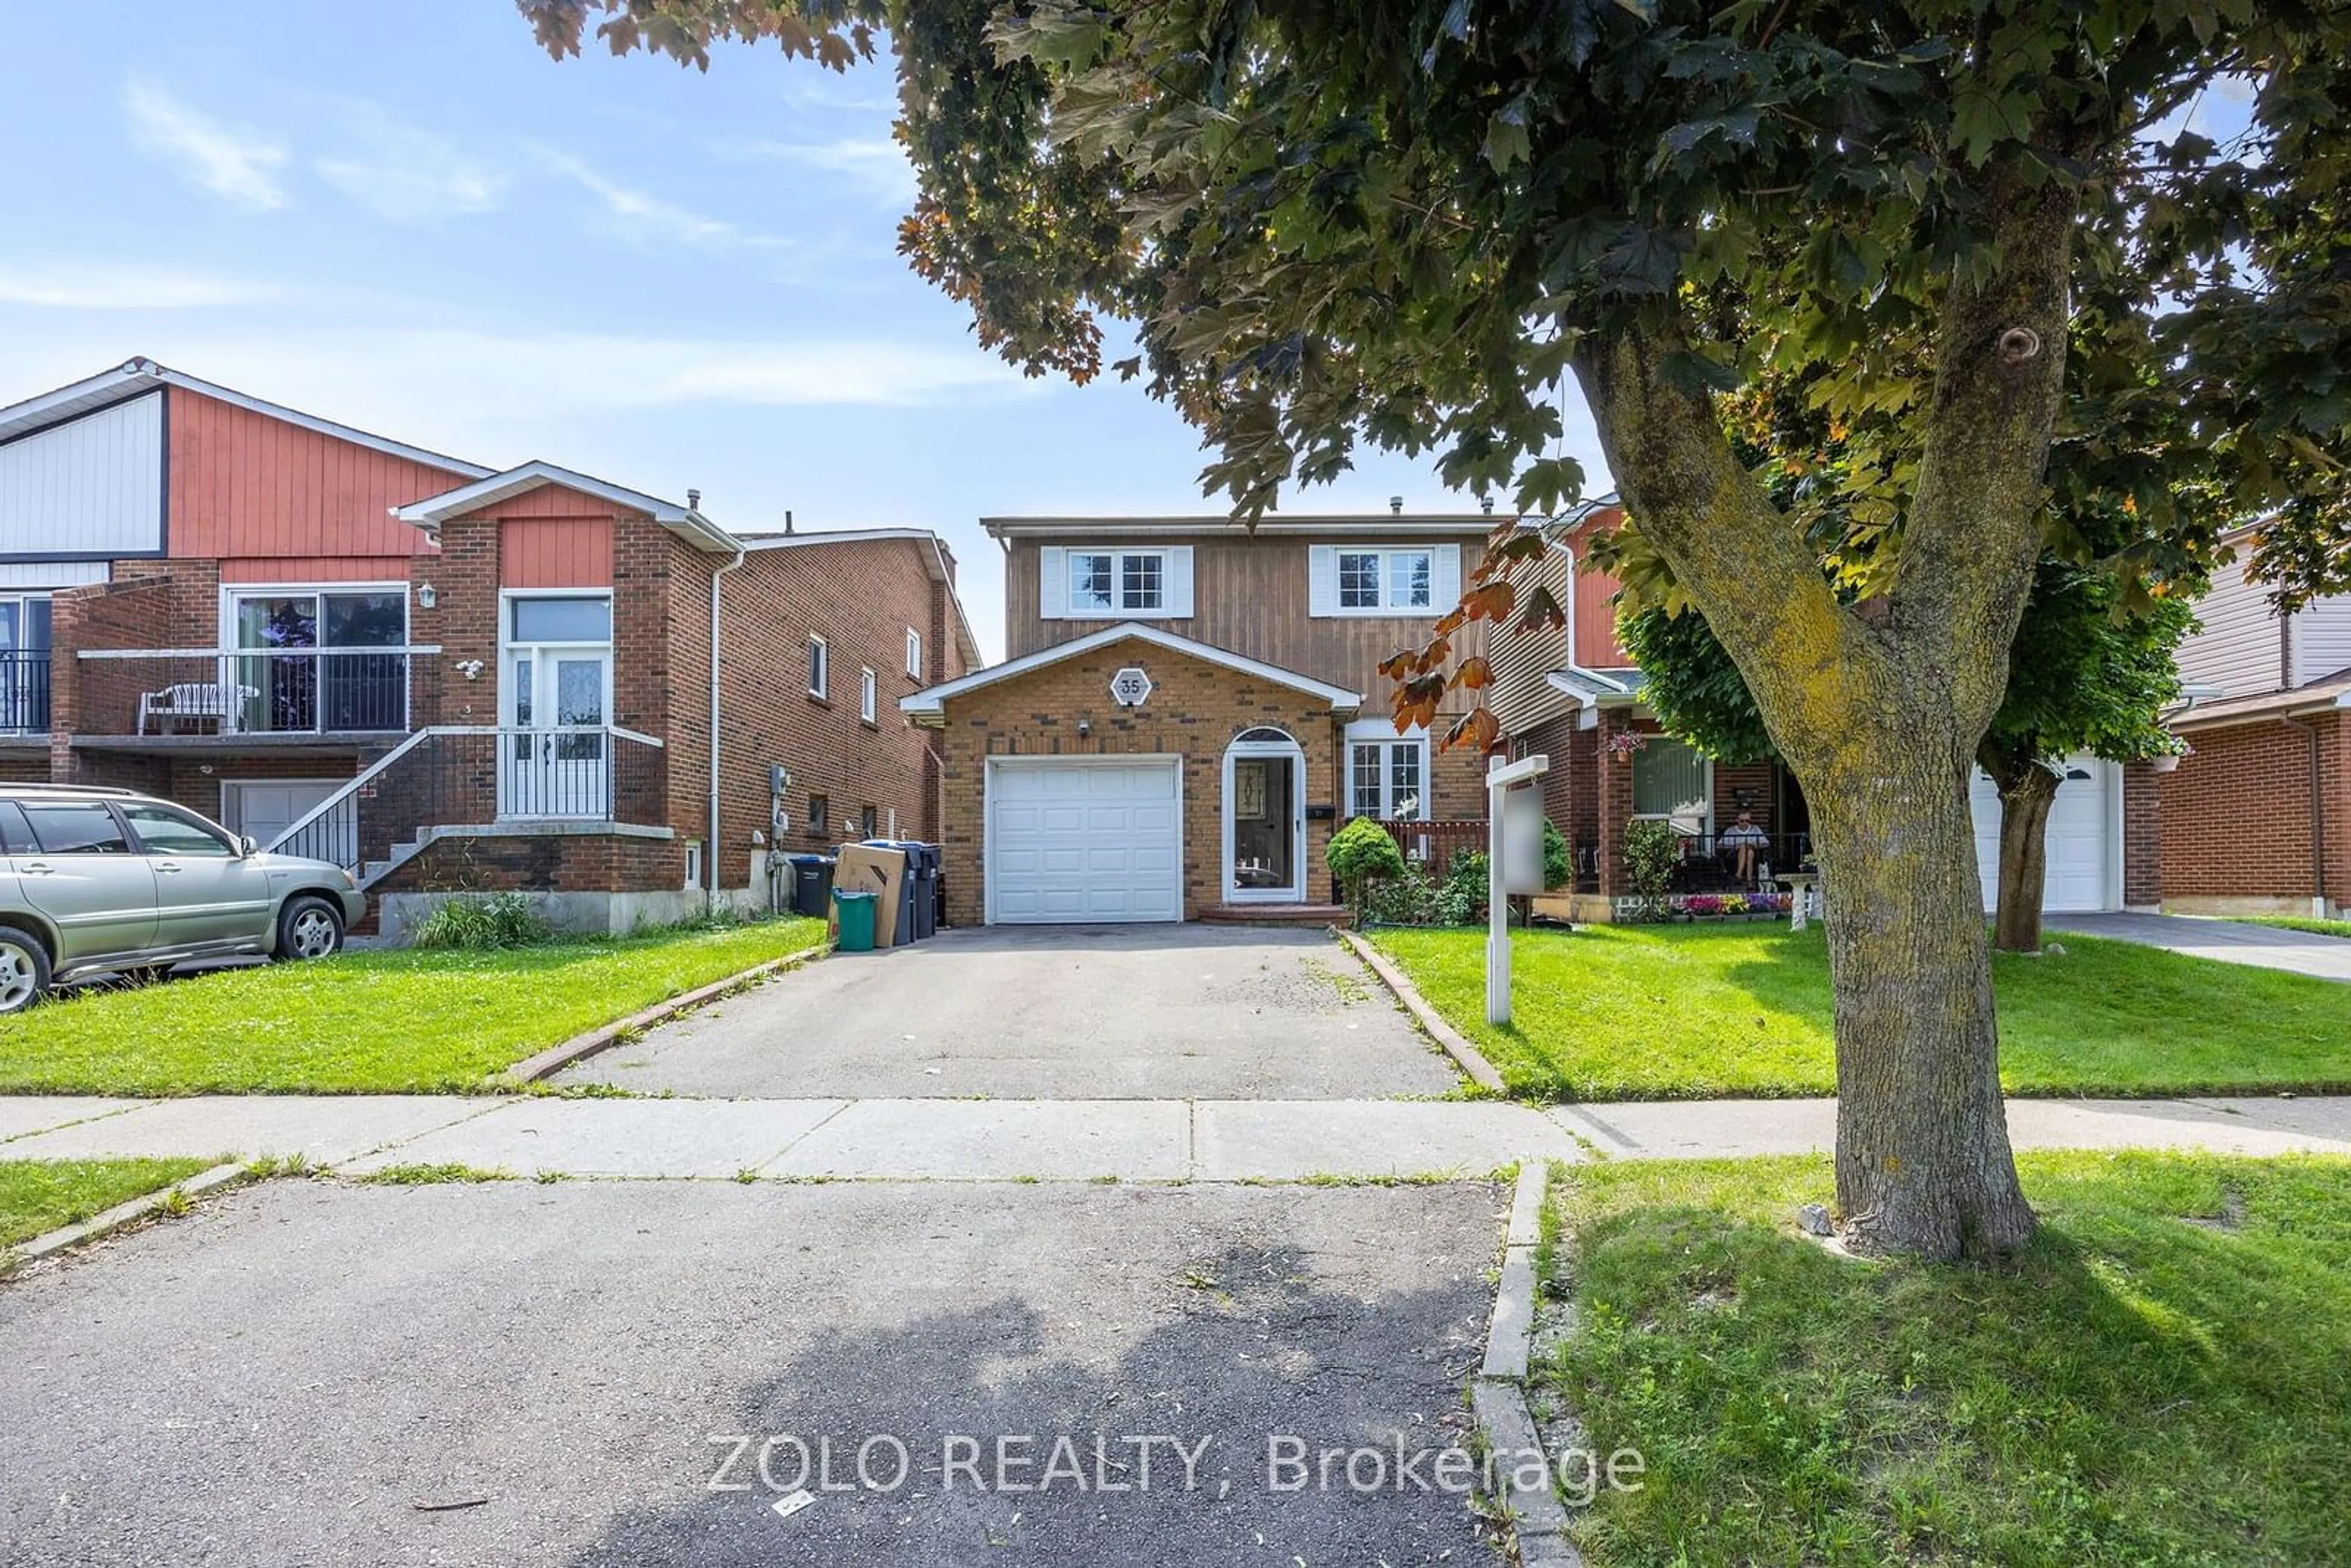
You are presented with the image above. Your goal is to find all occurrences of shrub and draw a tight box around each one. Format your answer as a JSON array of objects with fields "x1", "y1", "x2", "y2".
[
  {"x1": 1327, "y1": 817, "x2": 1408, "y2": 921},
  {"x1": 1438, "y1": 849, "x2": 1489, "y2": 925},
  {"x1": 410, "y1": 892, "x2": 553, "y2": 951},
  {"x1": 1363, "y1": 861, "x2": 1442, "y2": 925},
  {"x1": 1621, "y1": 820, "x2": 1682, "y2": 923},
  {"x1": 1542, "y1": 816, "x2": 1572, "y2": 890}
]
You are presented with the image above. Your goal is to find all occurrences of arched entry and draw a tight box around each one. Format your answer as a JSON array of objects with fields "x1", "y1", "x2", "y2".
[{"x1": 1223, "y1": 726, "x2": 1306, "y2": 902}]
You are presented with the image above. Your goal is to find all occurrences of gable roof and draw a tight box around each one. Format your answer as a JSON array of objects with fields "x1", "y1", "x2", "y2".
[
  {"x1": 0, "y1": 358, "x2": 491, "y2": 479},
  {"x1": 743, "y1": 527, "x2": 983, "y2": 669},
  {"x1": 390, "y1": 460, "x2": 740, "y2": 553},
  {"x1": 900, "y1": 623, "x2": 1362, "y2": 726}
]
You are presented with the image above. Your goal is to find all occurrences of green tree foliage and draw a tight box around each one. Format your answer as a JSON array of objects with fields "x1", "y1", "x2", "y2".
[
  {"x1": 519, "y1": 0, "x2": 2351, "y2": 1261},
  {"x1": 1620, "y1": 821, "x2": 1683, "y2": 923},
  {"x1": 1542, "y1": 816, "x2": 1572, "y2": 892}
]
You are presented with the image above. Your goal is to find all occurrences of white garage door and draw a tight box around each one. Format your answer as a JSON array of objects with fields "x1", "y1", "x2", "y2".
[
  {"x1": 988, "y1": 758, "x2": 1182, "y2": 924},
  {"x1": 224, "y1": 779, "x2": 355, "y2": 865},
  {"x1": 1970, "y1": 757, "x2": 2118, "y2": 913}
]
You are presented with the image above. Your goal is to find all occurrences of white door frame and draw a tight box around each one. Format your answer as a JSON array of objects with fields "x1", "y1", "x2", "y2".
[
  {"x1": 1221, "y1": 729, "x2": 1307, "y2": 904},
  {"x1": 497, "y1": 589, "x2": 615, "y2": 819},
  {"x1": 982, "y1": 753, "x2": 1185, "y2": 926}
]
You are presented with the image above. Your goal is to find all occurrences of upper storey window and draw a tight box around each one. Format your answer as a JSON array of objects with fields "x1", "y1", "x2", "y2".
[
  {"x1": 1040, "y1": 546, "x2": 1195, "y2": 620},
  {"x1": 1310, "y1": 543, "x2": 1460, "y2": 618}
]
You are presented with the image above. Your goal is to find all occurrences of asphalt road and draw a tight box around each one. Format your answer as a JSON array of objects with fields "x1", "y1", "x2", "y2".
[
  {"x1": 559, "y1": 925, "x2": 1462, "y2": 1100},
  {"x1": 2, "y1": 1178, "x2": 1506, "y2": 1566}
]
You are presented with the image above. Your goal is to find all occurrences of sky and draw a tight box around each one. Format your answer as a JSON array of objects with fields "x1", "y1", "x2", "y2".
[{"x1": 0, "y1": 1, "x2": 1608, "y2": 662}]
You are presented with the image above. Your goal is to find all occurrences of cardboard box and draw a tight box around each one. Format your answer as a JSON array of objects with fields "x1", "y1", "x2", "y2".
[{"x1": 832, "y1": 844, "x2": 907, "y2": 948}]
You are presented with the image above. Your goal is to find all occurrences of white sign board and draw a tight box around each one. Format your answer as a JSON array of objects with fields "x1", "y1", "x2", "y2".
[
  {"x1": 1109, "y1": 667, "x2": 1153, "y2": 707},
  {"x1": 1502, "y1": 784, "x2": 1546, "y2": 896}
]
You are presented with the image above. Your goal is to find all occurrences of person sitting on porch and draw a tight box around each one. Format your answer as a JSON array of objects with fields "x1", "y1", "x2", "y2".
[{"x1": 1721, "y1": 811, "x2": 1768, "y2": 886}]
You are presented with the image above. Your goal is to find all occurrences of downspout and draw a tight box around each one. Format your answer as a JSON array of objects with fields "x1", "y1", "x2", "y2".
[
  {"x1": 709, "y1": 540, "x2": 746, "y2": 908},
  {"x1": 2280, "y1": 713, "x2": 2328, "y2": 918}
]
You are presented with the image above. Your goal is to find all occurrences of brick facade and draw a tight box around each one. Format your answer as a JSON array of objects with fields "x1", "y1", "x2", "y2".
[
  {"x1": 372, "y1": 828, "x2": 684, "y2": 898},
  {"x1": 2161, "y1": 711, "x2": 2347, "y2": 915},
  {"x1": 930, "y1": 639, "x2": 1349, "y2": 925}
]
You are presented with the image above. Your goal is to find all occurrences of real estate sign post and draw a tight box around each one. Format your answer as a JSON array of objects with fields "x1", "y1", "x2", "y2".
[{"x1": 1485, "y1": 753, "x2": 1550, "y2": 1026}]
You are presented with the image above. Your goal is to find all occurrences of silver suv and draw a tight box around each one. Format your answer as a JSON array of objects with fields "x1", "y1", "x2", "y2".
[{"x1": 0, "y1": 784, "x2": 366, "y2": 1013}]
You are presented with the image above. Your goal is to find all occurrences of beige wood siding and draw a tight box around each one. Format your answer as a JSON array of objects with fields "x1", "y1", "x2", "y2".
[
  {"x1": 2178, "y1": 557, "x2": 2287, "y2": 698},
  {"x1": 1006, "y1": 533, "x2": 1489, "y2": 699},
  {"x1": 1488, "y1": 547, "x2": 1570, "y2": 735}
]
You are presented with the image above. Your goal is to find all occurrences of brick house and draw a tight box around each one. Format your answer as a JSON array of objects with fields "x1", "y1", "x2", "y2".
[
  {"x1": 2157, "y1": 536, "x2": 2351, "y2": 918},
  {"x1": 1490, "y1": 501, "x2": 2159, "y2": 920},
  {"x1": 901, "y1": 512, "x2": 1504, "y2": 923},
  {"x1": 0, "y1": 359, "x2": 974, "y2": 936}
]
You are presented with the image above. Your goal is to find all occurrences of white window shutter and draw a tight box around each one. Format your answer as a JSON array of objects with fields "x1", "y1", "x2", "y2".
[
  {"x1": 1039, "y1": 546, "x2": 1067, "y2": 620},
  {"x1": 1165, "y1": 546, "x2": 1194, "y2": 618},
  {"x1": 1308, "y1": 544, "x2": 1337, "y2": 617},
  {"x1": 1433, "y1": 543, "x2": 1461, "y2": 614}
]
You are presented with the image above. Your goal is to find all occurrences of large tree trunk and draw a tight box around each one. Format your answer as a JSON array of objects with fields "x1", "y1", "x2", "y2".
[
  {"x1": 1984, "y1": 744, "x2": 2058, "y2": 955},
  {"x1": 1810, "y1": 745, "x2": 2038, "y2": 1261}
]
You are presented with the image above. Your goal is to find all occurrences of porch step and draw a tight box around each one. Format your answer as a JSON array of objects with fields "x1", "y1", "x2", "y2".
[{"x1": 1198, "y1": 902, "x2": 1352, "y2": 928}]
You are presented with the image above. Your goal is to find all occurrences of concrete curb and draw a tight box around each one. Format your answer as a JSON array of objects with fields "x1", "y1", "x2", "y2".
[
  {"x1": 2, "y1": 1160, "x2": 253, "y2": 1275},
  {"x1": 1474, "y1": 1161, "x2": 1583, "y2": 1567},
  {"x1": 1333, "y1": 928, "x2": 1508, "y2": 1093},
  {"x1": 503, "y1": 942, "x2": 834, "y2": 1084}
]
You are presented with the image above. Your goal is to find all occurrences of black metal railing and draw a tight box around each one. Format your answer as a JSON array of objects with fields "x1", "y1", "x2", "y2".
[
  {"x1": 1576, "y1": 828, "x2": 1814, "y2": 895},
  {"x1": 0, "y1": 650, "x2": 50, "y2": 733},
  {"x1": 76, "y1": 647, "x2": 429, "y2": 737},
  {"x1": 269, "y1": 725, "x2": 666, "y2": 876}
]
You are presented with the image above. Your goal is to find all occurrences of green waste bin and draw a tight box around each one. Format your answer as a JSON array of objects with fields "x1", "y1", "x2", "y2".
[{"x1": 832, "y1": 888, "x2": 878, "y2": 953}]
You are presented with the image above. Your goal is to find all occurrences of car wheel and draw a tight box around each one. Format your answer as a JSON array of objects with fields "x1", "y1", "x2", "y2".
[
  {"x1": 277, "y1": 896, "x2": 345, "y2": 962},
  {"x1": 0, "y1": 925, "x2": 51, "y2": 1014}
]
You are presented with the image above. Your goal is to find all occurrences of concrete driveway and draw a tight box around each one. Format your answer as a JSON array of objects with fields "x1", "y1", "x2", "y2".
[
  {"x1": 0, "y1": 1179, "x2": 1501, "y2": 1567},
  {"x1": 2049, "y1": 912, "x2": 2351, "y2": 982},
  {"x1": 560, "y1": 925, "x2": 1461, "y2": 1100}
]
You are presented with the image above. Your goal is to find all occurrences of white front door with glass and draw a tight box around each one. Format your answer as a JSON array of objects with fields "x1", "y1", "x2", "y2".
[{"x1": 500, "y1": 594, "x2": 613, "y2": 819}]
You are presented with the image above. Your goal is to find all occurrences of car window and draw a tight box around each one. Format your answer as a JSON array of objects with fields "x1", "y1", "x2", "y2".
[
  {"x1": 121, "y1": 803, "x2": 236, "y2": 858},
  {"x1": 0, "y1": 801, "x2": 30, "y2": 856},
  {"x1": 21, "y1": 803, "x2": 133, "y2": 855}
]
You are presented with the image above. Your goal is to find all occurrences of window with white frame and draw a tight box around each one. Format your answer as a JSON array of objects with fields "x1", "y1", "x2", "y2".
[
  {"x1": 1069, "y1": 549, "x2": 1165, "y2": 613},
  {"x1": 1348, "y1": 738, "x2": 1427, "y2": 820},
  {"x1": 1630, "y1": 737, "x2": 1710, "y2": 822},
  {"x1": 906, "y1": 627, "x2": 922, "y2": 678},
  {"x1": 860, "y1": 666, "x2": 877, "y2": 723},
  {"x1": 1334, "y1": 547, "x2": 1434, "y2": 612},
  {"x1": 807, "y1": 635, "x2": 828, "y2": 699}
]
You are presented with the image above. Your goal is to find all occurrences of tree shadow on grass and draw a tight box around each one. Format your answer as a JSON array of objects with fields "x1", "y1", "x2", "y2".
[
  {"x1": 566, "y1": 1238, "x2": 1503, "y2": 1568},
  {"x1": 1551, "y1": 1158, "x2": 2351, "y2": 1565}
]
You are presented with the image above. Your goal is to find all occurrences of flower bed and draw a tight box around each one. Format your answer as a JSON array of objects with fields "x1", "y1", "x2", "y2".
[{"x1": 1668, "y1": 891, "x2": 1788, "y2": 920}]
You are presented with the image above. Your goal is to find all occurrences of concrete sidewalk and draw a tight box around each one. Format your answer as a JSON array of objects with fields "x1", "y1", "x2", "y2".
[{"x1": 4, "y1": 1091, "x2": 2347, "y2": 1180}]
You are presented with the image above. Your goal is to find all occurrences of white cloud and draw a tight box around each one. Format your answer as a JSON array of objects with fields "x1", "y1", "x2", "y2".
[
  {"x1": 539, "y1": 151, "x2": 740, "y2": 246},
  {"x1": 0, "y1": 263, "x2": 267, "y2": 310},
  {"x1": 122, "y1": 75, "x2": 289, "y2": 211},
  {"x1": 727, "y1": 136, "x2": 915, "y2": 205},
  {"x1": 313, "y1": 103, "x2": 503, "y2": 221}
]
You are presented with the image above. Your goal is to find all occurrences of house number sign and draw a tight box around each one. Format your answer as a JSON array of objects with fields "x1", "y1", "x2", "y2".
[{"x1": 1109, "y1": 667, "x2": 1153, "y2": 707}]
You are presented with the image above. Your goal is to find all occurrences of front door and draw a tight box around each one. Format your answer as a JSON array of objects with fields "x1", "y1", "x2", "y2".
[
  {"x1": 1224, "y1": 733, "x2": 1304, "y2": 902},
  {"x1": 119, "y1": 801, "x2": 276, "y2": 948},
  {"x1": 501, "y1": 648, "x2": 613, "y2": 817}
]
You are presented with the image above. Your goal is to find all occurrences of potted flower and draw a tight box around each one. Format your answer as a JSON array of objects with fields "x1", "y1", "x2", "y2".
[
  {"x1": 1607, "y1": 731, "x2": 1648, "y2": 762},
  {"x1": 2151, "y1": 738, "x2": 2192, "y2": 773}
]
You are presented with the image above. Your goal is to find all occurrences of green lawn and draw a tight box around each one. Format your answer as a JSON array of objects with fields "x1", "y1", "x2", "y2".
[
  {"x1": 0, "y1": 917, "x2": 825, "y2": 1095},
  {"x1": 2233, "y1": 914, "x2": 2351, "y2": 940},
  {"x1": 0, "y1": 1157, "x2": 215, "y2": 1247},
  {"x1": 1541, "y1": 1151, "x2": 2351, "y2": 1567},
  {"x1": 1371, "y1": 923, "x2": 2351, "y2": 1100}
]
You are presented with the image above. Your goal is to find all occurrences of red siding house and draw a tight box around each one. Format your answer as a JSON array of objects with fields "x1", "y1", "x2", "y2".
[{"x1": 0, "y1": 359, "x2": 975, "y2": 937}]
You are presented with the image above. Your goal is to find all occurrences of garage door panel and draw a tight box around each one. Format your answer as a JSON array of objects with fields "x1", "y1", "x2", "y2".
[
  {"x1": 989, "y1": 759, "x2": 1183, "y2": 925},
  {"x1": 1971, "y1": 758, "x2": 2115, "y2": 914}
]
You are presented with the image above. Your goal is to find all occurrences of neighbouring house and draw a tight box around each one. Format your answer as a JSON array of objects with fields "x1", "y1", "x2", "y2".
[
  {"x1": 1490, "y1": 501, "x2": 2160, "y2": 921},
  {"x1": 901, "y1": 510, "x2": 1507, "y2": 923},
  {"x1": 0, "y1": 359, "x2": 975, "y2": 936},
  {"x1": 2158, "y1": 533, "x2": 2351, "y2": 918}
]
